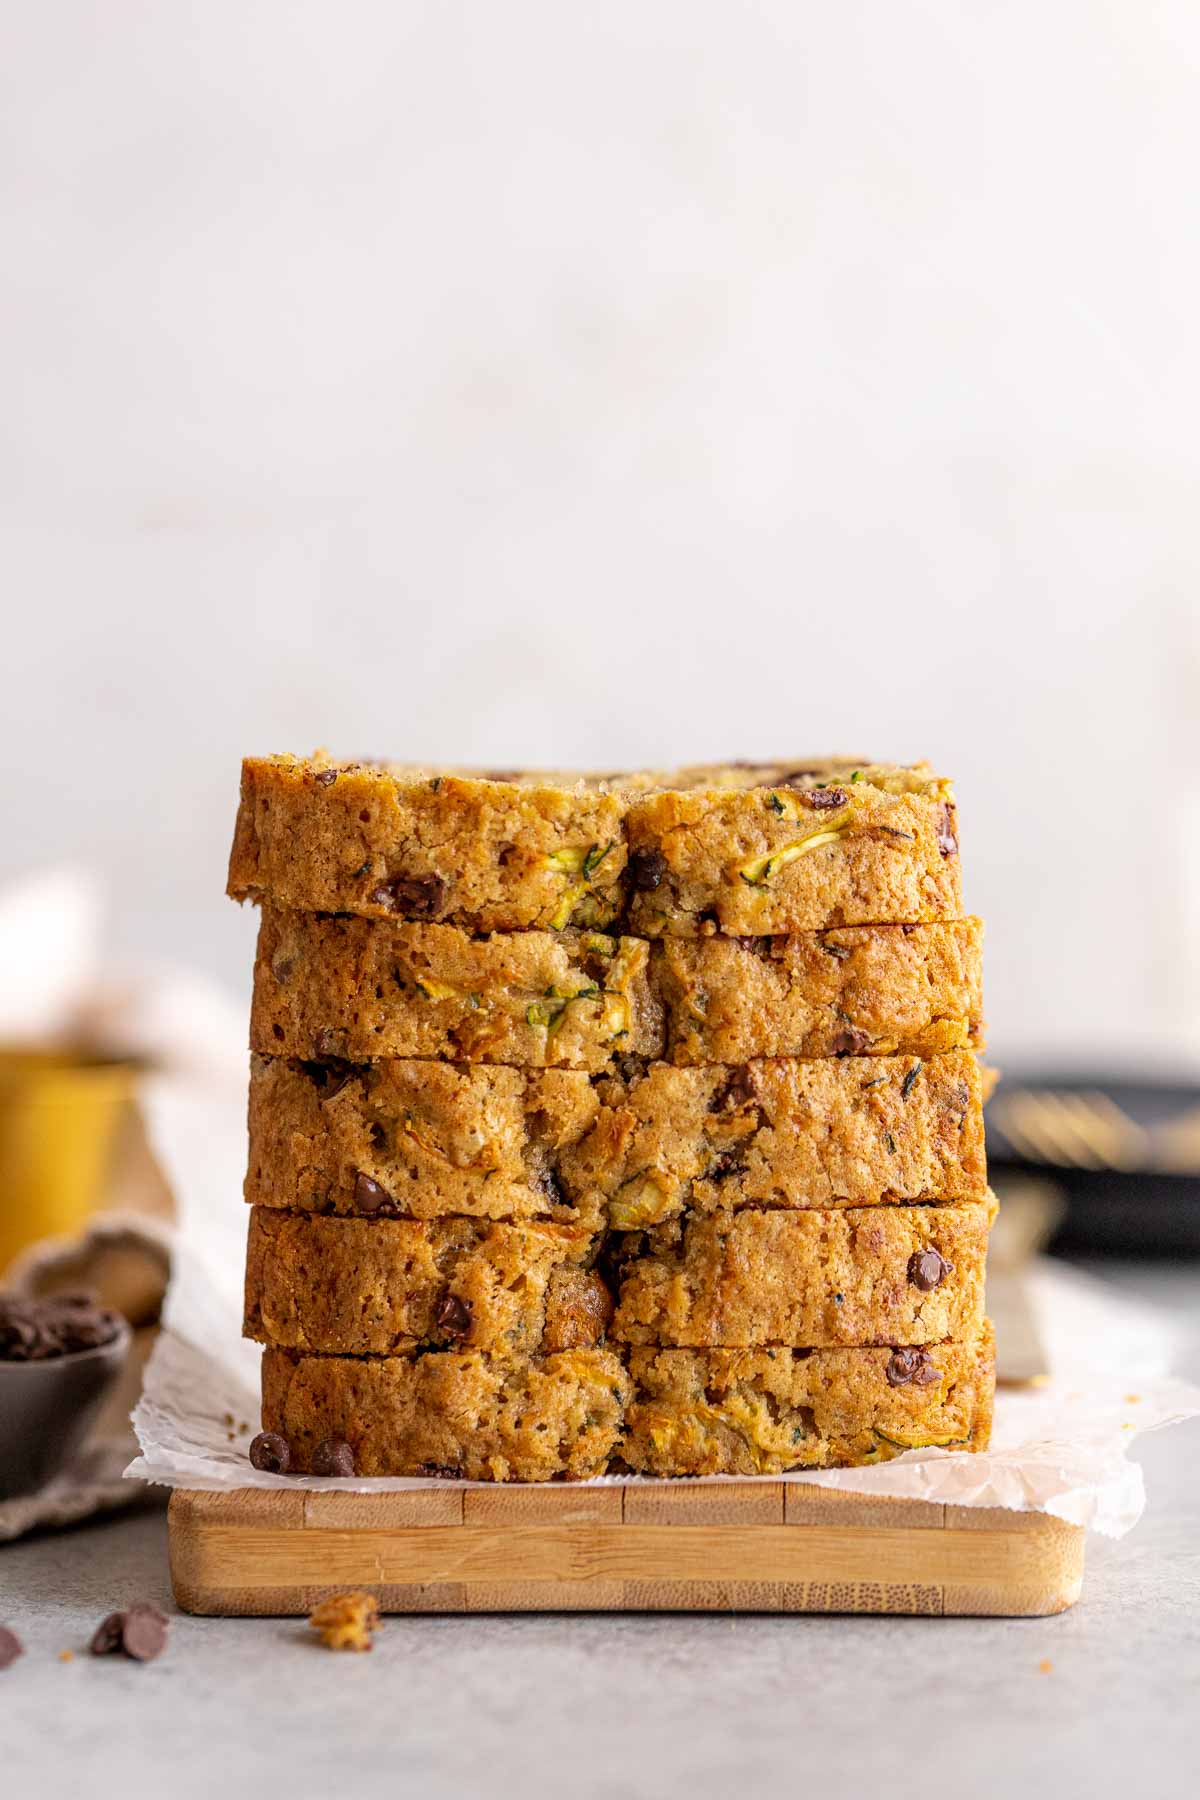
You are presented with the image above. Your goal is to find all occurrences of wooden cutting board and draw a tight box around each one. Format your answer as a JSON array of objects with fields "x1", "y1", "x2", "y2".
[{"x1": 169, "y1": 1482, "x2": 1084, "y2": 1617}]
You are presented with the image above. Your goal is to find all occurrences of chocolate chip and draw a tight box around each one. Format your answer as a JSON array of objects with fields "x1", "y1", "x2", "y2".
[
  {"x1": 313, "y1": 769, "x2": 339, "y2": 787},
  {"x1": 711, "y1": 1066, "x2": 755, "y2": 1112},
  {"x1": 311, "y1": 1438, "x2": 356, "y2": 1477},
  {"x1": 0, "y1": 1293, "x2": 122, "y2": 1362},
  {"x1": 907, "y1": 1248, "x2": 951, "y2": 1292},
  {"x1": 536, "y1": 1168, "x2": 569, "y2": 1209},
  {"x1": 248, "y1": 1431, "x2": 291, "y2": 1474},
  {"x1": 627, "y1": 847, "x2": 667, "y2": 893},
  {"x1": 830, "y1": 1026, "x2": 870, "y2": 1056},
  {"x1": 886, "y1": 1348, "x2": 939, "y2": 1387},
  {"x1": 89, "y1": 1612, "x2": 127, "y2": 1656},
  {"x1": 0, "y1": 1625, "x2": 23, "y2": 1670},
  {"x1": 434, "y1": 1293, "x2": 473, "y2": 1340},
  {"x1": 353, "y1": 1171, "x2": 391, "y2": 1215},
  {"x1": 369, "y1": 872, "x2": 447, "y2": 918},
  {"x1": 120, "y1": 1605, "x2": 169, "y2": 1663},
  {"x1": 937, "y1": 802, "x2": 958, "y2": 858},
  {"x1": 798, "y1": 787, "x2": 848, "y2": 810},
  {"x1": 313, "y1": 1029, "x2": 341, "y2": 1059},
  {"x1": 414, "y1": 1462, "x2": 462, "y2": 1480},
  {"x1": 705, "y1": 1148, "x2": 746, "y2": 1181},
  {"x1": 297, "y1": 1057, "x2": 357, "y2": 1099}
]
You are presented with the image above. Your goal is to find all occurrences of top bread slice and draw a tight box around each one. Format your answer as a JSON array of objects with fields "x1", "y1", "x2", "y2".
[{"x1": 228, "y1": 753, "x2": 961, "y2": 936}]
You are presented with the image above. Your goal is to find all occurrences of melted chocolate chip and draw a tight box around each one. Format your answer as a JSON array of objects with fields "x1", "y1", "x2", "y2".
[
  {"x1": 711, "y1": 1066, "x2": 755, "y2": 1112},
  {"x1": 313, "y1": 769, "x2": 339, "y2": 787},
  {"x1": 298, "y1": 1057, "x2": 357, "y2": 1100},
  {"x1": 537, "y1": 1168, "x2": 569, "y2": 1209},
  {"x1": 248, "y1": 1431, "x2": 291, "y2": 1474},
  {"x1": 830, "y1": 1026, "x2": 871, "y2": 1056},
  {"x1": 311, "y1": 1438, "x2": 356, "y2": 1477},
  {"x1": 434, "y1": 1293, "x2": 473, "y2": 1340},
  {"x1": 627, "y1": 847, "x2": 667, "y2": 893},
  {"x1": 353, "y1": 1171, "x2": 391, "y2": 1215},
  {"x1": 907, "y1": 1248, "x2": 951, "y2": 1292},
  {"x1": 369, "y1": 872, "x2": 447, "y2": 918},
  {"x1": 415, "y1": 1462, "x2": 462, "y2": 1480},
  {"x1": 0, "y1": 1625, "x2": 23, "y2": 1670},
  {"x1": 798, "y1": 787, "x2": 848, "y2": 810},
  {"x1": 885, "y1": 1348, "x2": 939, "y2": 1388}
]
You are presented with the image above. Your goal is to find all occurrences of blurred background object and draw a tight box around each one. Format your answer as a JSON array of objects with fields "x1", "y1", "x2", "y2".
[
  {"x1": 0, "y1": 867, "x2": 242, "y2": 1538},
  {"x1": 987, "y1": 1081, "x2": 1200, "y2": 1258}
]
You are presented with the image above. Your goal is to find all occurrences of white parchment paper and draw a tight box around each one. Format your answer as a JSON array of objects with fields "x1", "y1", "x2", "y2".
[{"x1": 128, "y1": 1073, "x2": 1200, "y2": 1538}]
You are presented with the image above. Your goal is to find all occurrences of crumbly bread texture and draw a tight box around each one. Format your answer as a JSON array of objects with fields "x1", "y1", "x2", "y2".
[
  {"x1": 245, "y1": 1054, "x2": 602, "y2": 1225},
  {"x1": 261, "y1": 1346, "x2": 633, "y2": 1481},
  {"x1": 611, "y1": 1203, "x2": 990, "y2": 1348},
  {"x1": 244, "y1": 1208, "x2": 609, "y2": 1356},
  {"x1": 657, "y1": 921, "x2": 983, "y2": 1065},
  {"x1": 622, "y1": 1326, "x2": 995, "y2": 1475},
  {"x1": 246, "y1": 1049, "x2": 986, "y2": 1229},
  {"x1": 229, "y1": 755, "x2": 960, "y2": 935},
  {"x1": 251, "y1": 904, "x2": 661, "y2": 1073},
  {"x1": 249, "y1": 906, "x2": 982, "y2": 1072},
  {"x1": 572, "y1": 1051, "x2": 986, "y2": 1227},
  {"x1": 259, "y1": 1330, "x2": 993, "y2": 1479},
  {"x1": 624, "y1": 766, "x2": 960, "y2": 938}
]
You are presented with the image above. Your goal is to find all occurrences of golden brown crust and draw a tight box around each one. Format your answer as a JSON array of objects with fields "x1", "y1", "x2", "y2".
[
  {"x1": 657, "y1": 921, "x2": 983, "y2": 1065},
  {"x1": 245, "y1": 1050, "x2": 986, "y2": 1228},
  {"x1": 250, "y1": 904, "x2": 662, "y2": 1072},
  {"x1": 229, "y1": 755, "x2": 960, "y2": 935},
  {"x1": 611, "y1": 1204, "x2": 989, "y2": 1348},
  {"x1": 260, "y1": 1346, "x2": 632, "y2": 1480},
  {"x1": 622, "y1": 1325, "x2": 995, "y2": 1474},
  {"x1": 244, "y1": 1209, "x2": 603, "y2": 1356}
]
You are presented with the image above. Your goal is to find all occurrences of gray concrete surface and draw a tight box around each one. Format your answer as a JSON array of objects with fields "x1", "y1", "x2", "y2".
[{"x1": 4, "y1": 1263, "x2": 1199, "y2": 1800}]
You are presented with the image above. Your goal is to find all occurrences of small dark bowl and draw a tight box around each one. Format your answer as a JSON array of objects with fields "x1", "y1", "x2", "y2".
[{"x1": 0, "y1": 1319, "x2": 131, "y2": 1500}]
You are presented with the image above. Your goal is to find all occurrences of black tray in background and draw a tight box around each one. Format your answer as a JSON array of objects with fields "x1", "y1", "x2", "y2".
[{"x1": 985, "y1": 1076, "x2": 1200, "y2": 1259}]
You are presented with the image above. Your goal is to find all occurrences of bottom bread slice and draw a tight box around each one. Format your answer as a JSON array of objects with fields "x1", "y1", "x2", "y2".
[
  {"x1": 260, "y1": 1326, "x2": 993, "y2": 1481},
  {"x1": 261, "y1": 1346, "x2": 632, "y2": 1482}
]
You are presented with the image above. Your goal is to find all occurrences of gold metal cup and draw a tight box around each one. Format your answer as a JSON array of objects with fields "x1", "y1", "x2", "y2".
[{"x1": 0, "y1": 1050, "x2": 139, "y2": 1277}]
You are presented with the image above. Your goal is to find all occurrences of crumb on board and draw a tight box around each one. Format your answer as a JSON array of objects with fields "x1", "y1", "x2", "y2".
[
  {"x1": 1038, "y1": 1658, "x2": 1053, "y2": 1674},
  {"x1": 308, "y1": 1592, "x2": 380, "y2": 1653},
  {"x1": 59, "y1": 1650, "x2": 74, "y2": 1663}
]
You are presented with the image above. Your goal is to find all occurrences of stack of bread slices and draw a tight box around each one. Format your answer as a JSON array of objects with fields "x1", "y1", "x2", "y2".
[{"x1": 231, "y1": 754, "x2": 993, "y2": 1482}]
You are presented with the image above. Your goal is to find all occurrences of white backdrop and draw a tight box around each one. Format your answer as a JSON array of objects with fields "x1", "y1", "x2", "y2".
[{"x1": 3, "y1": 3, "x2": 1198, "y2": 1071}]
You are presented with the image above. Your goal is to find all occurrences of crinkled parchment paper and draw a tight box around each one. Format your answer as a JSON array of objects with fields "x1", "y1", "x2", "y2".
[{"x1": 129, "y1": 1083, "x2": 1200, "y2": 1538}]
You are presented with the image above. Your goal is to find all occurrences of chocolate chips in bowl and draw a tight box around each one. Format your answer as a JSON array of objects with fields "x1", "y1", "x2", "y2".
[{"x1": 0, "y1": 1292, "x2": 131, "y2": 1499}]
